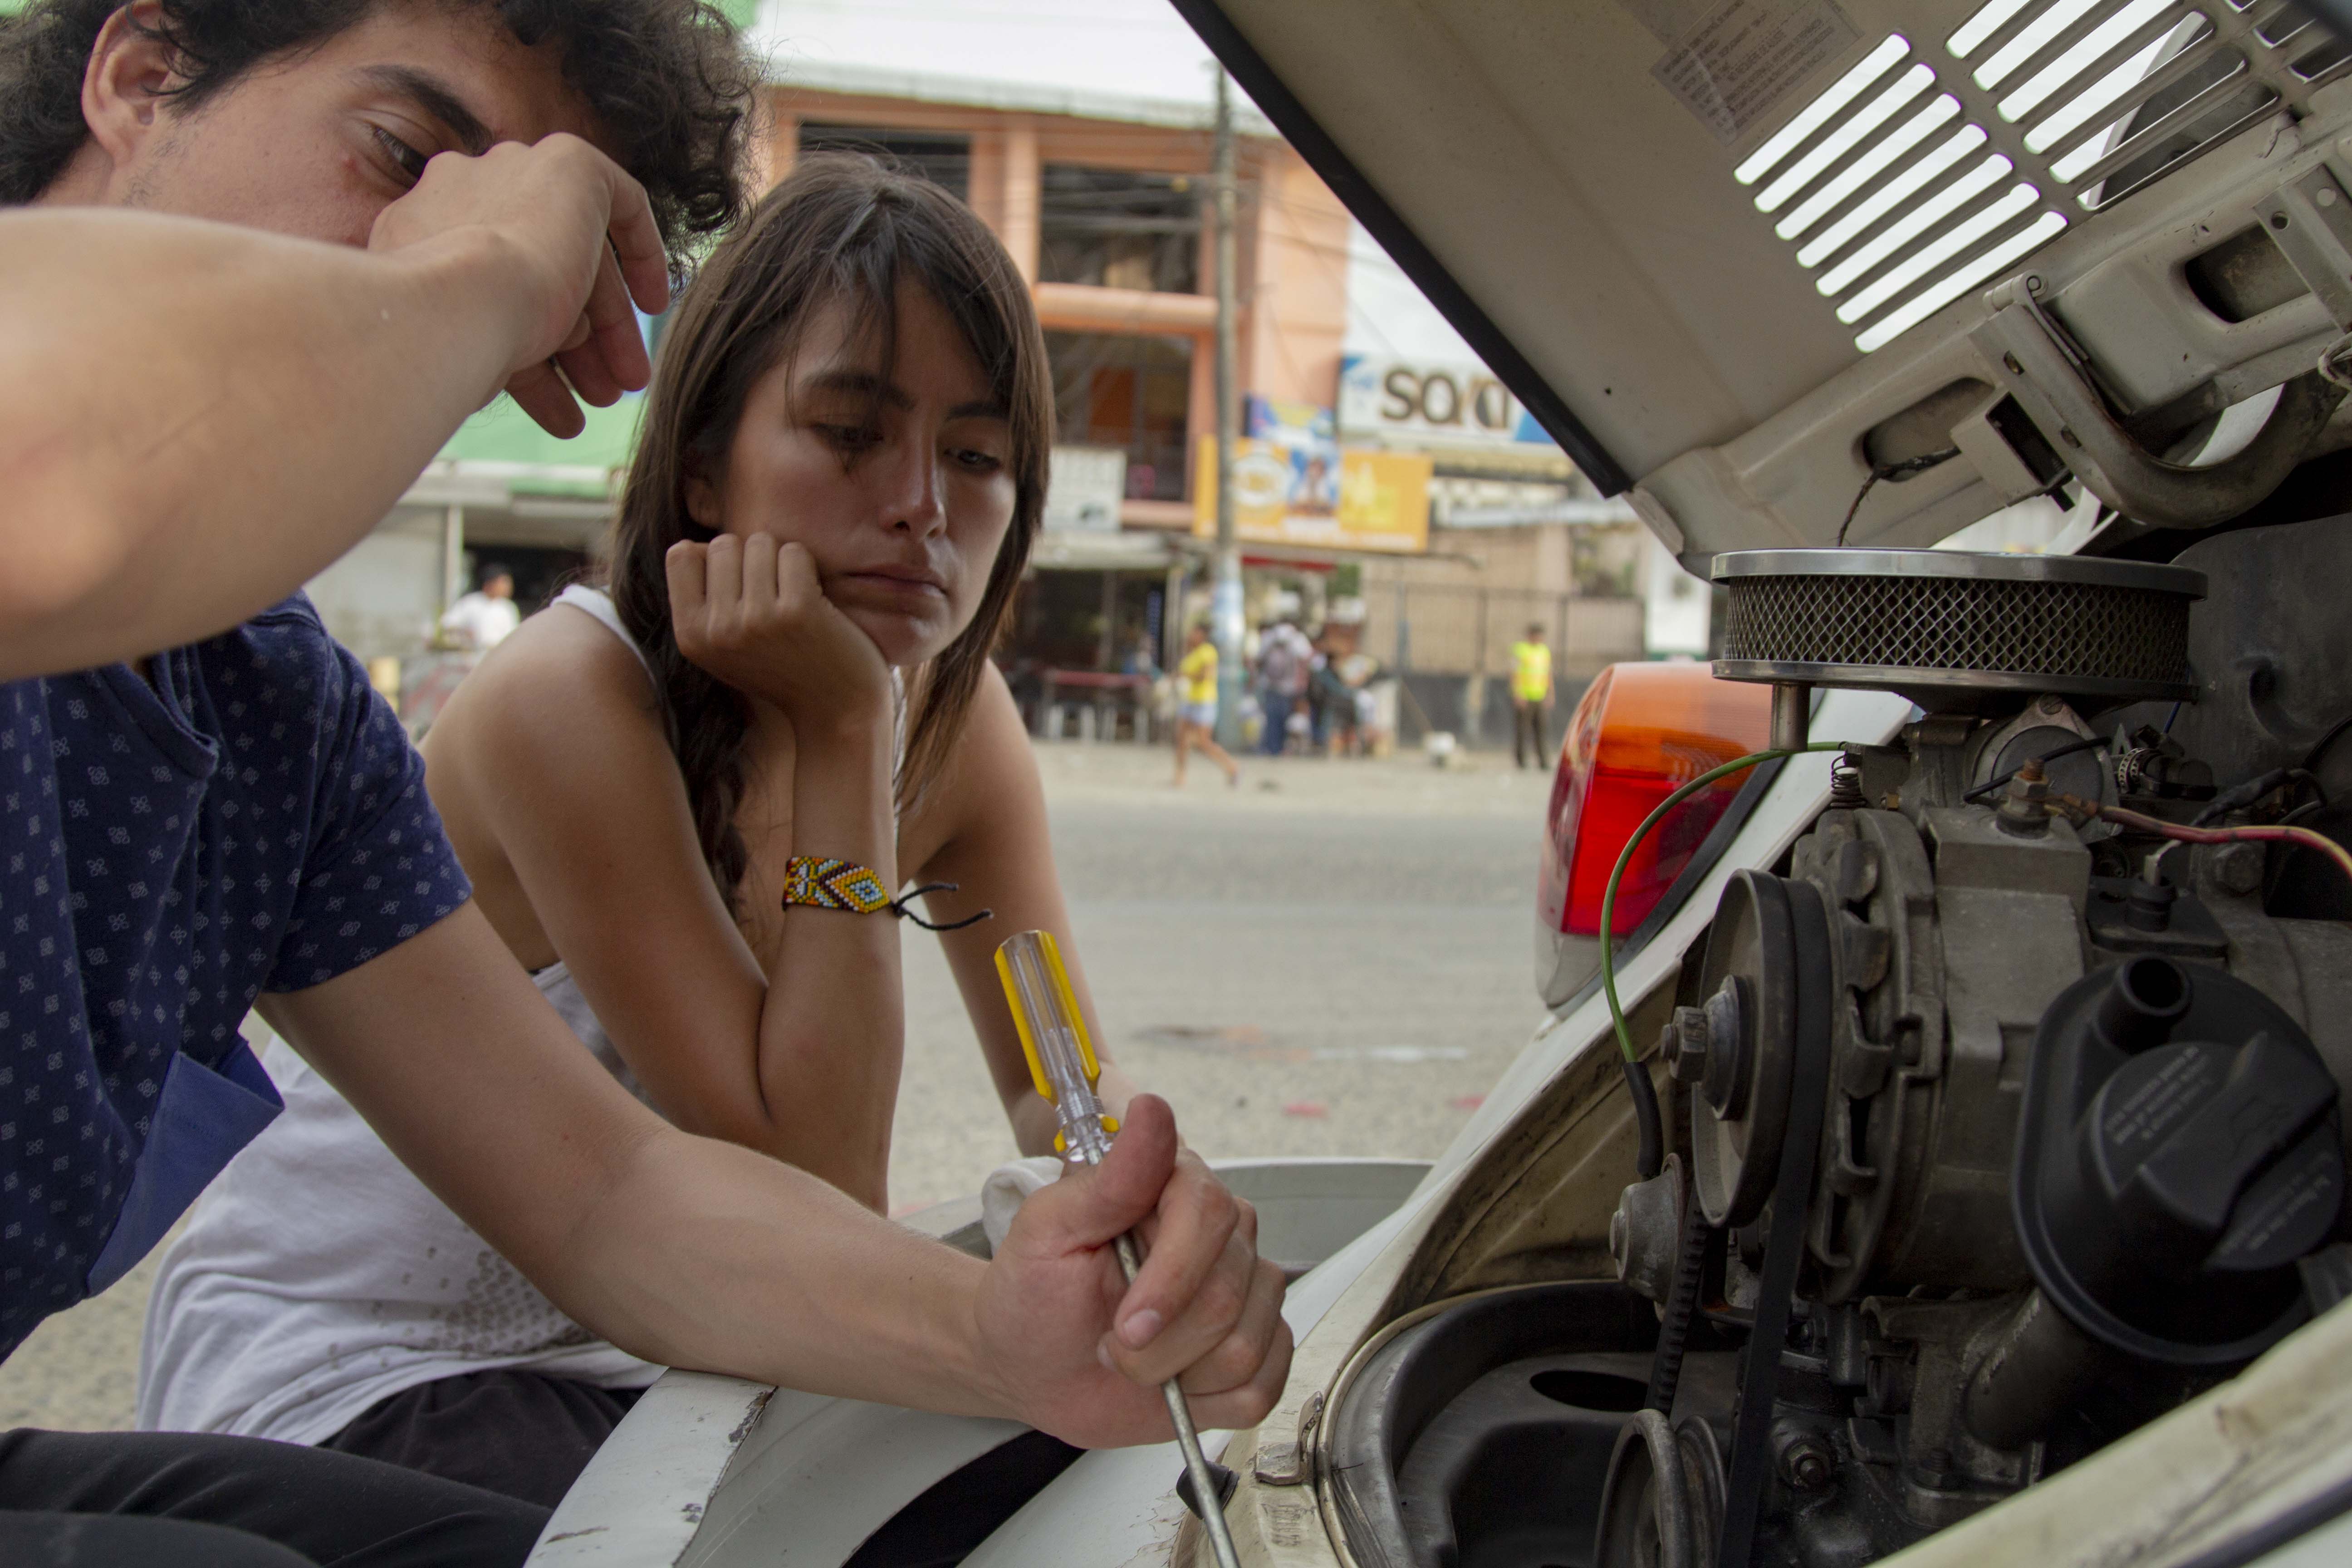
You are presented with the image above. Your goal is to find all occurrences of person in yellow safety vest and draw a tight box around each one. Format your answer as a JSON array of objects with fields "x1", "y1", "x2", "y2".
[{"x1": 1510, "y1": 624, "x2": 1555, "y2": 771}]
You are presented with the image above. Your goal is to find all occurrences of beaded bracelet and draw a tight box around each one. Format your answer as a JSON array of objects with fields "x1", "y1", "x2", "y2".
[{"x1": 781, "y1": 855, "x2": 993, "y2": 932}]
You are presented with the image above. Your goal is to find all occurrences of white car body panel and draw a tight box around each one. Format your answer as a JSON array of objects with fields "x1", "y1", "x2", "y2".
[
  {"x1": 534, "y1": 692, "x2": 1905, "y2": 1566},
  {"x1": 529, "y1": 1158, "x2": 1430, "y2": 1567}
]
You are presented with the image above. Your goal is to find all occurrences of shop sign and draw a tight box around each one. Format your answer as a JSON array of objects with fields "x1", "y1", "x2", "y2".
[
  {"x1": 1242, "y1": 395, "x2": 1343, "y2": 514},
  {"x1": 1338, "y1": 354, "x2": 1552, "y2": 448},
  {"x1": 1043, "y1": 444, "x2": 1127, "y2": 532},
  {"x1": 1191, "y1": 437, "x2": 1431, "y2": 554}
]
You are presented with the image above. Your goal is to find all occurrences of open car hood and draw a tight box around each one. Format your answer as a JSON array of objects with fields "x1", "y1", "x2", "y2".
[{"x1": 1174, "y1": 0, "x2": 2352, "y2": 564}]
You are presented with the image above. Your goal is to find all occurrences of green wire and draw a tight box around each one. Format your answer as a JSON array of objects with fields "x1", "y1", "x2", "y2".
[{"x1": 1599, "y1": 743, "x2": 1848, "y2": 1065}]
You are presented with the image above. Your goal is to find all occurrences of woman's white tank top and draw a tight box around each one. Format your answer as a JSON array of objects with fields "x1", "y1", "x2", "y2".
[{"x1": 136, "y1": 586, "x2": 902, "y2": 1445}]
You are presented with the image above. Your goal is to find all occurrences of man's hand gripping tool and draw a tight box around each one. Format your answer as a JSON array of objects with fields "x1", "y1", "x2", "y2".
[{"x1": 994, "y1": 929, "x2": 1244, "y2": 1568}]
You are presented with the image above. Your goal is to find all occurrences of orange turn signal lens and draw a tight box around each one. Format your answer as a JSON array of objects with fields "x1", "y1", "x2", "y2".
[{"x1": 1540, "y1": 662, "x2": 1773, "y2": 938}]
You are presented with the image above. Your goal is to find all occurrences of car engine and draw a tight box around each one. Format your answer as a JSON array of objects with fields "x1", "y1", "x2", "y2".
[{"x1": 1316, "y1": 529, "x2": 2352, "y2": 1568}]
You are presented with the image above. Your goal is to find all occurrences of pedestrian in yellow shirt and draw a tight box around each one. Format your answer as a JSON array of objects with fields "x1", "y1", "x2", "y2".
[
  {"x1": 1511, "y1": 624, "x2": 1555, "y2": 770},
  {"x1": 1174, "y1": 623, "x2": 1240, "y2": 787}
]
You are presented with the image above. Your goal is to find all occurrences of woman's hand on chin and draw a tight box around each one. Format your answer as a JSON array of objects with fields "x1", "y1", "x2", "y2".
[{"x1": 667, "y1": 533, "x2": 895, "y2": 739}]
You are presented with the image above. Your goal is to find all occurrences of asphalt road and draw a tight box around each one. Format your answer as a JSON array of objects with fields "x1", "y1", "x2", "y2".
[
  {"x1": 0, "y1": 742, "x2": 1555, "y2": 1431},
  {"x1": 891, "y1": 743, "x2": 1555, "y2": 1207}
]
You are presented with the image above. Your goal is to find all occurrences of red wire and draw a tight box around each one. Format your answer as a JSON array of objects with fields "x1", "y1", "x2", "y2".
[{"x1": 2092, "y1": 805, "x2": 2352, "y2": 888}]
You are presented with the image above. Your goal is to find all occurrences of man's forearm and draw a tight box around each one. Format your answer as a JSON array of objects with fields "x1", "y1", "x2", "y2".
[
  {"x1": 0, "y1": 210, "x2": 531, "y2": 678},
  {"x1": 563, "y1": 1122, "x2": 1012, "y2": 1418},
  {"x1": 273, "y1": 904, "x2": 1286, "y2": 1450}
]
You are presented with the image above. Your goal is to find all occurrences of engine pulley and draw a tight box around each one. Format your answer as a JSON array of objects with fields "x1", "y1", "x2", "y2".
[{"x1": 1675, "y1": 871, "x2": 1800, "y2": 1228}]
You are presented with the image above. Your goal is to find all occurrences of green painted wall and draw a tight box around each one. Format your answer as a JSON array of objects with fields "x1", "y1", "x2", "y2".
[{"x1": 437, "y1": 394, "x2": 647, "y2": 497}]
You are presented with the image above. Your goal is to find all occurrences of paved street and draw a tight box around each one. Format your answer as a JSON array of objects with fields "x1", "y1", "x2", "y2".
[
  {"x1": 891, "y1": 742, "x2": 1555, "y2": 1208},
  {"x1": 0, "y1": 740, "x2": 1555, "y2": 1431}
]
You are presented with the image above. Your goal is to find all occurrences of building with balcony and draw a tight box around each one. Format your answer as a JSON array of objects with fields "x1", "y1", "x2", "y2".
[{"x1": 317, "y1": 20, "x2": 1660, "y2": 744}]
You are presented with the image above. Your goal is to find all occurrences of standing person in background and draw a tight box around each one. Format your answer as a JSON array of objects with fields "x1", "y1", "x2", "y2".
[
  {"x1": 440, "y1": 564, "x2": 521, "y2": 650},
  {"x1": 1173, "y1": 622, "x2": 1240, "y2": 787},
  {"x1": 1256, "y1": 617, "x2": 1308, "y2": 758},
  {"x1": 1511, "y1": 622, "x2": 1555, "y2": 770},
  {"x1": 1310, "y1": 635, "x2": 1360, "y2": 758}
]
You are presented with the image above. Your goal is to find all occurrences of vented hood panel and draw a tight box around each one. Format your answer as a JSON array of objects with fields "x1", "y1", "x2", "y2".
[
  {"x1": 1179, "y1": 0, "x2": 2352, "y2": 556},
  {"x1": 1183, "y1": 0, "x2": 1875, "y2": 485}
]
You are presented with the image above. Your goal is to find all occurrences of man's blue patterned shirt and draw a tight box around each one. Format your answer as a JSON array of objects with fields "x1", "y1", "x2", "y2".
[{"x1": 0, "y1": 596, "x2": 469, "y2": 1358}]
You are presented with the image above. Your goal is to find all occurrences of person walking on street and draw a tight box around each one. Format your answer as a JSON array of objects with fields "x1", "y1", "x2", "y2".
[
  {"x1": 1511, "y1": 622, "x2": 1555, "y2": 770},
  {"x1": 1173, "y1": 622, "x2": 1240, "y2": 787}
]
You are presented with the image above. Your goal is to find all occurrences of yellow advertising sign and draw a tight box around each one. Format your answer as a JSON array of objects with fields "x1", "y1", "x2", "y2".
[{"x1": 1192, "y1": 439, "x2": 1431, "y2": 554}]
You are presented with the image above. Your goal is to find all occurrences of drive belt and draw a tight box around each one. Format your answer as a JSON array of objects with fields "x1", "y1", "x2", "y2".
[{"x1": 1715, "y1": 877, "x2": 1833, "y2": 1568}]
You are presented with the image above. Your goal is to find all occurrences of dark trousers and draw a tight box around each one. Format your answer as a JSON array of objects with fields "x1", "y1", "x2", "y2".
[
  {"x1": 0, "y1": 1427, "x2": 546, "y2": 1568},
  {"x1": 1514, "y1": 701, "x2": 1550, "y2": 769},
  {"x1": 323, "y1": 1370, "x2": 646, "y2": 1509},
  {"x1": 1260, "y1": 692, "x2": 1297, "y2": 755}
]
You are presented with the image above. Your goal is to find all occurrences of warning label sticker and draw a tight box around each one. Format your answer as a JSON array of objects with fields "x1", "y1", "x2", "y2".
[{"x1": 1652, "y1": 0, "x2": 1861, "y2": 146}]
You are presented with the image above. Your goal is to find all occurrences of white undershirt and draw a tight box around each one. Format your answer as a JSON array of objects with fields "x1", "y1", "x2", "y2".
[
  {"x1": 135, "y1": 968, "x2": 666, "y2": 1445},
  {"x1": 439, "y1": 591, "x2": 521, "y2": 650}
]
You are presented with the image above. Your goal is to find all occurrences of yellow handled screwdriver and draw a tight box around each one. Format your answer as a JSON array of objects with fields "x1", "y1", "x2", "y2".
[{"x1": 994, "y1": 929, "x2": 1245, "y2": 1568}]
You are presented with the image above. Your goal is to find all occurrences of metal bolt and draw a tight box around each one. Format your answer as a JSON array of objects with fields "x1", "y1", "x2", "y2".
[
  {"x1": 1667, "y1": 1006, "x2": 1710, "y2": 1083},
  {"x1": 2037, "y1": 693, "x2": 2065, "y2": 715},
  {"x1": 1997, "y1": 758, "x2": 2053, "y2": 837},
  {"x1": 2320, "y1": 186, "x2": 2339, "y2": 207},
  {"x1": 2212, "y1": 839, "x2": 2265, "y2": 896},
  {"x1": 1782, "y1": 1435, "x2": 1837, "y2": 1491},
  {"x1": 2003, "y1": 353, "x2": 2024, "y2": 374}
]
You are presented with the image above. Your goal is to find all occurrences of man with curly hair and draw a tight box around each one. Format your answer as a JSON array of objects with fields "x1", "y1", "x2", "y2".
[{"x1": 0, "y1": 5, "x2": 1292, "y2": 1566}]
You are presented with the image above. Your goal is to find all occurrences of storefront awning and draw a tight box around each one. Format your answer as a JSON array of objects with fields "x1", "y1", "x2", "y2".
[{"x1": 1027, "y1": 529, "x2": 1181, "y2": 572}]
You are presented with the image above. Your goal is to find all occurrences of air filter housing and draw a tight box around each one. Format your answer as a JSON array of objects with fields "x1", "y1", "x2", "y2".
[{"x1": 1711, "y1": 550, "x2": 2205, "y2": 710}]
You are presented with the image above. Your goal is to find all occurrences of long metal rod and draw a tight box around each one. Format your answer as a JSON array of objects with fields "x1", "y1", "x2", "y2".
[
  {"x1": 1113, "y1": 1233, "x2": 1244, "y2": 1568},
  {"x1": 1769, "y1": 681, "x2": 1812, "y2": 753}
]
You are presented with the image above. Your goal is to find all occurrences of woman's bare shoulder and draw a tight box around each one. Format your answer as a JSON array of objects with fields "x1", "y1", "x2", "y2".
[{"x1": 428, "y1": 599, "x2": 667, "y2": 776}]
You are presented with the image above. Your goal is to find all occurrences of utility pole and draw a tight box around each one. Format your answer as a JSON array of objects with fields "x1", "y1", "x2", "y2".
[{"x1": 1210, "y1": 66, "x2": 1246, "y2": 751}]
